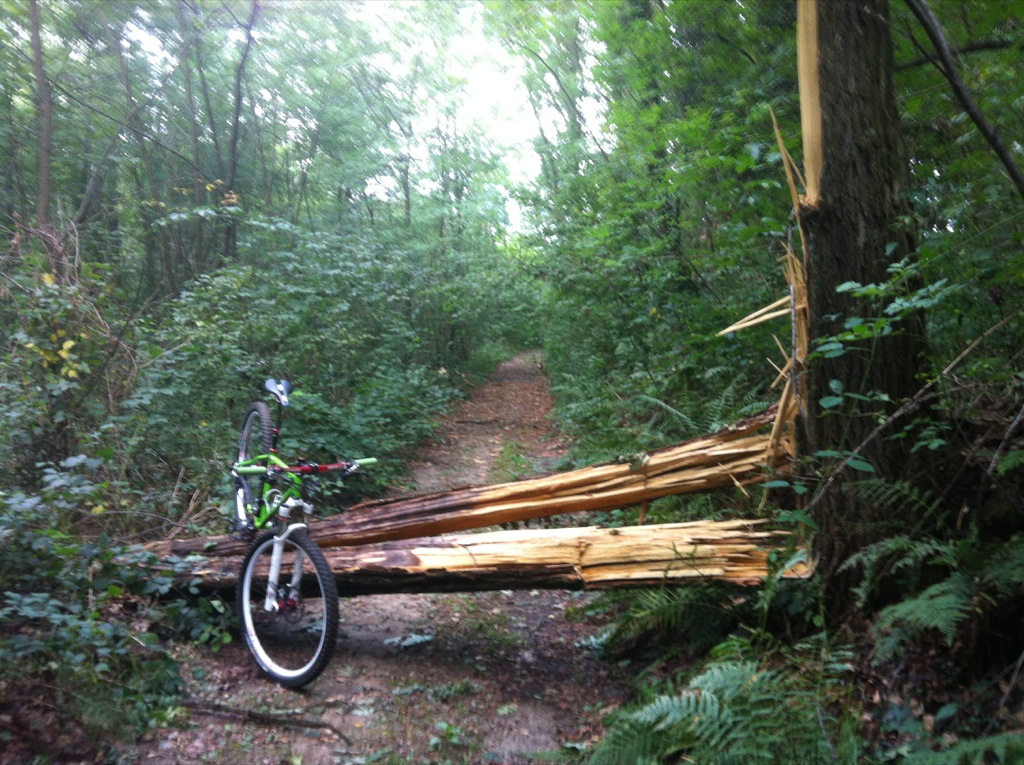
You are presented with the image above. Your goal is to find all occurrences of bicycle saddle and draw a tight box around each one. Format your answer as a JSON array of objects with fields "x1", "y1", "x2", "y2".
[{"x1": 264, "y1": 378, "x2": 293, "y2": 406}]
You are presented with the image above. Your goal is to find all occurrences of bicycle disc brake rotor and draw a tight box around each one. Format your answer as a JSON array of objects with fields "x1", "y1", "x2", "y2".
[{"x1": 276, "y1": 584, "x2": 304, "y2": 621}]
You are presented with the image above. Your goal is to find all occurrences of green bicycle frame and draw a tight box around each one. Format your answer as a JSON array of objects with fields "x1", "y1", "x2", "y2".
[
  {"x1": 234, "y1": 454, "x2": 377, "y2": 530},
  {"x1": 234, "y1": 452, "x2": 302, "y2": 530}
]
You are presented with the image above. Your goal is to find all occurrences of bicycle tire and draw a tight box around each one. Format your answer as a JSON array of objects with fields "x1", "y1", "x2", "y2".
[
  {"x1": 237, "y1": 528, "x2": 339, "y2": 687},
  {"x1": 235, "y1": 402, "x2": 274, "y2": 524}
]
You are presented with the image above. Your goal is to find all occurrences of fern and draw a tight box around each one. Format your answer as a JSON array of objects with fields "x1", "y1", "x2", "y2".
[
  {"x1": 981, "y1": 533, "x2": 1024, "y2": 597},
  {"x1": 872, "y1": 572, "x2": 976, "y2": 660},
  {"x1": 841, "y1": 534, "x2": 953, "y2": 576},
  {"x1": 630, "y1": 679, "x2": 725, "y2": 732},
  {"x1": 624, "y1": 365, "x2": 769, "y2": 444},
  {"x1": 587, "y1": 717, "x2": 668, "y2": 765},
  {"x1": 845, "y1": 478, "x2": 943, "y2": 519},
  {"x1": 602, "y1": 584, "x2": 743, "y2": 655},
  {"x1": 839, "y1": 483, "x2": 1024, "y2": 662},
  {"x1": 633, "y1": 394, "x2": 699, "y2": 432},
  {"x1": 589, "y1": 651, "x2": 854, "y2": 765},
  {"x1": 904, "y1": 731, "x2": 1024, "y2": 764},
  {"x1": 841, "y1": 533, "x2": 957, "y2": 610},
  {"x1": 839, "y1": 481, "x2": 950, "y2": 593},
  {"x1": 699, "y1": 365, "x2": 768, "y2": 432}
]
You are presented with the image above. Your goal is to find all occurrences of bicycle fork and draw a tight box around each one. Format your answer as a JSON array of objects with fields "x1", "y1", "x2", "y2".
[{"x1": 264, "y1": 499, "x2": 314, "y2": 612}]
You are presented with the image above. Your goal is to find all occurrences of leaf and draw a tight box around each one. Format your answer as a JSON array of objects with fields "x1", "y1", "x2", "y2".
[
  {"x1": 815, "y1": 340, "x2": 846, "y2": 358},
  {"x1": 777, "y1": 508, "x2": 820, "y2": 531},
  {"x1": 383, "y1": 633, "x2": 433, "y2": 648},
  {"x1": 846, "y1": 458, "x2": 874, "y2": 472},
  {"x1": 819, "y1": 396, "x2": 844, "y2": 409},
  {"x1": 995, "y1": 449, "x2": 1024, "y2": 476}
]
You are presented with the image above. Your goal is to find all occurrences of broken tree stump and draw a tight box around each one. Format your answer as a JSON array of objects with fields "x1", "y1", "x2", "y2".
[{"x1": 161, "y1": 520, "x2": 808, "y2": 595}]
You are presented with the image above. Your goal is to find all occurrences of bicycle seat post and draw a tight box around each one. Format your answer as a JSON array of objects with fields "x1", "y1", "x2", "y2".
[{"x1": 263, "y1": 378, "x2": 293, "y2": 451}]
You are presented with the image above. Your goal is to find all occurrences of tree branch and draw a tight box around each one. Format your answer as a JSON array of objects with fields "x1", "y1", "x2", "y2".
[
  {"x1": 904, "y1": 0, "x2": 1024, "y2": 202},
  {"x1": 183, "y1": 700, "x2": 351, "y2": 743},
  {"x1": 895, "y1": 37, "x2": 1015, "y2": 71}
]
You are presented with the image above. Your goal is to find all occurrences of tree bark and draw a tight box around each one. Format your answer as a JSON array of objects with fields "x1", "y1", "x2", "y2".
[
  {"x1": 799, "y1": 0, "x2": 928, "y2": 612},
  {"x1": 156, "y1": 521, "x2": 806, "y2": 596}
]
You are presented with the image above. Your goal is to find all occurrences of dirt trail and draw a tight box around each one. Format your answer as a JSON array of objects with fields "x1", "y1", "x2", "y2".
[{"x1": 133, "y1": 352, "x2": 633, "y2": 765}]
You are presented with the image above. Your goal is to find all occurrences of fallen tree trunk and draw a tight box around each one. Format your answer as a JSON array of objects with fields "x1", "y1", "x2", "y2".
[
  {"x1": 157, "y1": 408, "x2": 790, "y2": 559},
  {"x1": 172, "y1": 520, "x2": 809, "y2": 595}
]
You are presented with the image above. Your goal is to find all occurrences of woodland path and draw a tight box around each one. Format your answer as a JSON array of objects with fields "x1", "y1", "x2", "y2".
[{"x1": 132, "y1": 352, "x2": 634, "y2": 765}]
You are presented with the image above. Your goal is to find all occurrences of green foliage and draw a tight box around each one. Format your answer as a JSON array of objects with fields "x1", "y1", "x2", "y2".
[
  {"x1": 901, "y1": 732, "x2": 1024, "y2": 765},
  {"x1": 0, "y1": 520, "x2": 185, "y2": 745},
  {"x1": 491, "y1": 0, "x2": 792, "y2": 469},
  {"x1": 869, "y1": 696, "x2": 1024, "y2": 763},
  {"x1": 430, "y1": 721, "x2": 466, "y2": 749},
  {"x1": 0, "y1": 265, "x2": 127, "y2": 485},
  {"x1": 597, "y1": 584, "x2": 746, "y2": 659},
  {"x1": 891, "y1": 0, "x2": 1024, "y2": 370},
  {"x1": 109, "y1": 217, "x2": 541, "y2": 521},
  {"x1": 1, "y1": 0, "x2": 547, "y2": 532},
  {"x1": 0, "y1": 479, "x2": 235, "y2": 754},
  {"x1": 872, "y1": 573, "x2": 975, "y2": 659},
  {"x1": 840, "y1": 479, "x2": 1024, "y2": 663},
  {"x1": 589, "y1": 637, "x2": 857, "y2": 765},
  {"x1": 2, "y1": 0, "x2": 1023, "y2": 758},
  {"x1": 0, "y1": 6, "x2": 546, "y2": 747},
  {"x1": 491, "y1": 441, "x2": 533, "y2": 483}
]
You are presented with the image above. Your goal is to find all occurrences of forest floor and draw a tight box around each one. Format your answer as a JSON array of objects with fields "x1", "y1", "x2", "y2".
[{"x1": 129, "y1": 352, "x2": 635, "y2": 765}]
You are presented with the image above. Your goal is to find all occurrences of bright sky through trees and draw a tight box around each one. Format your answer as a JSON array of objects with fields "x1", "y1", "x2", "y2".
[{"x1": 352, "y1": 0, "x2": 542, "y2": 186}]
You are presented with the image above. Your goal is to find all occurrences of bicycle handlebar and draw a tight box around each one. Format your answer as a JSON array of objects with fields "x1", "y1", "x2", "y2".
[
  {"x1": 234, "y1": 457, "x2": 376, "y2": 476},
  {"x1": 280, "y1": 457, "x2": 377, "y2": 475}
]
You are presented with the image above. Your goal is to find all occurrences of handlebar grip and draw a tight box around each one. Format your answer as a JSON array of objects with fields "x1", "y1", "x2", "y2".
[{"x1": 354, "y1": 457, "x2": 377, "y2": 467}]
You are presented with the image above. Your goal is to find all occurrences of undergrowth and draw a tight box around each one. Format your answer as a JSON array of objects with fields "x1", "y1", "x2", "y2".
[
  {"x1": 589, "y1": 634, "x2": 860, "y2": 765},
  {"x1": 0, "y1": 483, "x2": 234, "y2": 761},
  {"x1": 582, "y1": 475, "x2": 1024, "y2": 764}
]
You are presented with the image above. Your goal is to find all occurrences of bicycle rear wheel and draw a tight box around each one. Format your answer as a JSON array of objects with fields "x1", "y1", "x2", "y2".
[
  {"x1": 237, "y1": 528, "x2": 339, "y2": 688},
  {"x1": 235, "y1": 402, "x2": 274, "y2": 526}
]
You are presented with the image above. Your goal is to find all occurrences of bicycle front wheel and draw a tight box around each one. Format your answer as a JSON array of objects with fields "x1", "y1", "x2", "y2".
[{"x1": 237, "y1": 528, "x2": 339, "y2": 688}]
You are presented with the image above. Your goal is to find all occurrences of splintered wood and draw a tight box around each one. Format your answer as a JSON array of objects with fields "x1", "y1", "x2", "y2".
[
  {"x1": 160, "y1": 408, "x2": 789, "y2": 559},
  {"x1": 174, "y1": 520, "x2": 810, "y2": 595},
  {"x1": 152, "y1": 407, "x2": 808, "y2": 592}
]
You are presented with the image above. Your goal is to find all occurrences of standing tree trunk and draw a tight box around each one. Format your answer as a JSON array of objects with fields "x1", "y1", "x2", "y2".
[
  {"x1": 28, "y1": 0, "x2": 59, "y2": 274},
  {"x1": 109, "y1": 23, "x2": 178, "y2": 298},
  {"x1": 176, "y1": 2, "x2": 210, "y2": 272},
  {"x1": 223, "y1": 0, "x2": 260, "y2": 263},
  {"x1": 798, "y1": 0, "x2": 928, "y2": 614}
]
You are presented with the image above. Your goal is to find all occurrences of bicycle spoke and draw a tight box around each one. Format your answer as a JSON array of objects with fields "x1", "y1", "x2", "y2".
[{"x1": 237, "y1": 530, "x2": 338, "y2": 687}]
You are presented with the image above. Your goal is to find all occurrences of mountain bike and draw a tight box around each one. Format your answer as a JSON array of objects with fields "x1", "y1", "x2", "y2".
[{"x1": 231, "y1": 378, "x2": 375, "y2": 687}]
